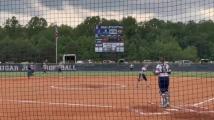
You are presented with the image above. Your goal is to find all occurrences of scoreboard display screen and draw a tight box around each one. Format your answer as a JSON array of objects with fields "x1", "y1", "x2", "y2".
[{"x1": 95, "y1": 25, "x2": 124, "y2": 53}]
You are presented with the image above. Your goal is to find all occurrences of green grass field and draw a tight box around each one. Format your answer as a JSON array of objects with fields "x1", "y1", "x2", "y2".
[{"x1": 0, "y1": 71, "x2": 214, "y2": 78}]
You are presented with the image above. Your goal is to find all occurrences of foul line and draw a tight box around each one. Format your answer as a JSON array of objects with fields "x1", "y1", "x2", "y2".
[
  {"x1": 1, "y1": 99, "x2": 113, "y2": 108},
  {"x1": 131, "y1": 100, "x2": 214, "y2": 116},
  {"x1": 1, "y1": 99, "x2": 214, "y2": 116},
  {"x1": 193, "y1": 97, "x2": 214, "y2": 106}
]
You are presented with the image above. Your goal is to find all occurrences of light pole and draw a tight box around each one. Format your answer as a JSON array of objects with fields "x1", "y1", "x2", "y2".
[{"x1": 55, "y1": 25, "x2": 58, "y2": 64}]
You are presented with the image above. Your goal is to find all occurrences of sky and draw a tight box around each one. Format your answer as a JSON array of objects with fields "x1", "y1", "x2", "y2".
[{"x1": 0, "y1": 0, "x2": 214, "y2": 27}]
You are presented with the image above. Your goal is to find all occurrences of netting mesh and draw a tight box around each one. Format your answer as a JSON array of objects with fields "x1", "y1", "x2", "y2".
[
  {"x1": 0, "y1": 0, "x2": 214, "y2": 120},
  {"x1": 1, "y1": 0, "x2": 214, "y2": 26}
]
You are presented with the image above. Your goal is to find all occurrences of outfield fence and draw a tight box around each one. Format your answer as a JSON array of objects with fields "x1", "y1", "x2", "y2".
[{"x1": 1, "y1": 63, "x2": 214, "y2": 72}]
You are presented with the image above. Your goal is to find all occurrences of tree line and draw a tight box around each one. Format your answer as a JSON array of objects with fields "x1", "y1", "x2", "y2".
[{"x1": 0, "y1": 16, "x2": 214, "y2": 63}]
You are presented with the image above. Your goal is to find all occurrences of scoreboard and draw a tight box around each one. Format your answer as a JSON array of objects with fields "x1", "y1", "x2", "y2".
[{"x1": 95, "y1": 25, "x2": 124, "y2": 53}]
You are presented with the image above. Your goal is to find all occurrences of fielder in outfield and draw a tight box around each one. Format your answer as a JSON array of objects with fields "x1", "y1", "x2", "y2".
[
  {"x1": 27, "y1": 65, "x2": 34, "y2": 78},
  {"x1": 155, "y1": 57, "x2": 171, "y2": 108}
]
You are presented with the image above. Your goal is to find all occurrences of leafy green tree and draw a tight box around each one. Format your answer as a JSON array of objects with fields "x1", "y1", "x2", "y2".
[
  {"x1": 36, "y1": 36, "x2": 55, "y2": 62},
  {"x1": 182, "y1": 46, "x2": 198, "y2": 61},
  {"x1": 75, "y1": 16, "x2": 101, "y2": 37},
  {"x1": 122, "y1": 16, "x2": 137, "y2": 39},
  {"x1": 101, "y1": 18, "x2": 121, "y2": 26},
  {"x1": 150, "y1": 33, "x2": 182, "y2": 61},
  {"x1": 77, "y1": 36, "x2": 95, "y2": 60},
  {"x1": 27, "y1": 16, "x2": 48, "y2": 37},
  {"x1": 4, "y1": 16, "x2": 23, "y2": 38},
  {"x1": 59, "y1": 25, "x2": 74, "y2": 38},
  {"x1": 1, "y1": 16, "x2": 214, "y2": 62}
]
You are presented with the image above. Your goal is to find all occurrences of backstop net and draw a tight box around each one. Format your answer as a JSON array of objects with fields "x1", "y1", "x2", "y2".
[{"x1": 0, "y1": 0, "x2": 214, "y2": 120}]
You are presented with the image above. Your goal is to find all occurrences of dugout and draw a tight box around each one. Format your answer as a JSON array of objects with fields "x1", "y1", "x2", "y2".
[
  {"x1": 63, "y1": 54, "x2": 76, "y2": 64},
  {"x1": 200, "y1": 59, "x2": 210, "y2": 64}
]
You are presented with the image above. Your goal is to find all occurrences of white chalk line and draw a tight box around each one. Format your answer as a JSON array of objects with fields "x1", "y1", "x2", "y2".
[
  {"x1": 50, "y1": 84, "x2": 126, "y2": 90},
  {"x1": 132, "y1": 109, "x2": 170, "y2": 116},
  {"x1": 1, "y1": 99, "x2": 214, "y2": 116},
  {"x1": 131, "y1": 100, "x2": 214, "y2": 116},
  {"x1": 2, "y1": 87, "x2": 213, "y2": 116},
  {"x1": 139, "y1": 112, "x2": 170, "y2": 115},
  {"x1": 172, "y1": 97, "x2": 214, "y2": 110},
  {"x1": 193, "y1": 97, "x2": 214, "y2": 106},
  {"x1": 1, "y1": 99, "x2": 113, "y2": 108},
  {"x1": 171, "y1": 105, "x2": 197, "y2": 112},
  {"x1": 173, "y1": 97, "x2": 214, "y2": 113},
  {"x1": 129, "y1": 102, "x2": 171, "y2": 116},
  {"x1": 179, "y1": 104, "x2": 209, "y2": 110},
  {"x1": 51, "y1": 86, "x2": 91, "y2": 90},
  {"x1": 0, "y1": 77, "x2": 27, "y2": 80},
  {"x1": 167, "y1": 101, "x2": 214, "y2": 113},
  {"x1": 166, "y1": 100, "x2": 214, "y2": 113}
]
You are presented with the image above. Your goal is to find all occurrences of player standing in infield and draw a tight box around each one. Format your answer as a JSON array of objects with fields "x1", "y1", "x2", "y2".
[
  {"x1": 137, "y1": 65, "x2": 150, "y2": 88},
  {"x1": 155, "y1": 57, "x2": 171, "y2": 108}
]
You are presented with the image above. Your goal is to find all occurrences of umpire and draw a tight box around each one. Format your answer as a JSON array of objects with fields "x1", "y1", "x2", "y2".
[{"x1": 155, "y1": 57, "x2": 171, "y2": 108}]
